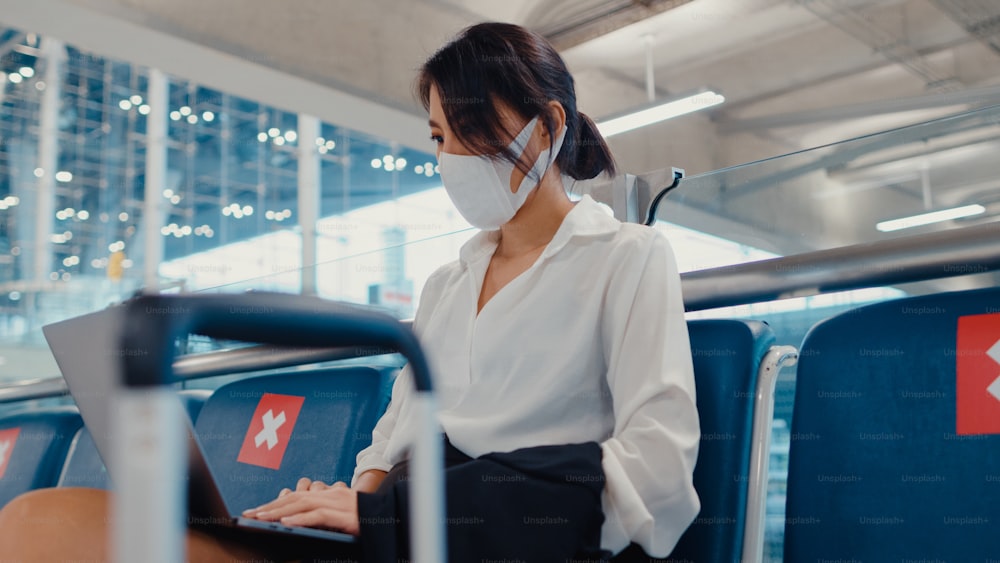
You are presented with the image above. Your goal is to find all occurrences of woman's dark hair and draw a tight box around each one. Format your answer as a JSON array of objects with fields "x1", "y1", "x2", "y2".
[{"x1": 418, "y1": 22, "x2": 616, "y2": 181}]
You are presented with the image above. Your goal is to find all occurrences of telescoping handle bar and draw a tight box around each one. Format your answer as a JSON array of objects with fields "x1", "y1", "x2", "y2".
[{"x1": 115, "y1": 293, "x2": 445, "y2": 563}]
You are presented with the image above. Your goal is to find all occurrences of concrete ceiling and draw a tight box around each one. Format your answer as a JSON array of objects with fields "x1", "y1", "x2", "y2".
[{"x1": 3, "y1": 0, "x2": 1000, "y2": 263}]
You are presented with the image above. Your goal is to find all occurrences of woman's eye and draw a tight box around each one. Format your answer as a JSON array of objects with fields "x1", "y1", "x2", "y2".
[{"x1": 430, "y1": 134, "x2": 444, "y2": 144}]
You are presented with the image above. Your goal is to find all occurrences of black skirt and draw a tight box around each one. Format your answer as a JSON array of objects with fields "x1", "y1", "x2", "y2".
[{"x1": 355, "y1": 435, "x2": 610, "y2": 563}]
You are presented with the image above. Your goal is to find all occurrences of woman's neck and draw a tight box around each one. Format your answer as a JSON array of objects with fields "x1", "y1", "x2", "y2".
[{"x1": 495, "y1": 173, "x2": 574, "y2": 260}]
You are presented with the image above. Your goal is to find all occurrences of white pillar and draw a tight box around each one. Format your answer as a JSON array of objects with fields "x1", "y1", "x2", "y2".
[
  {"x1": 297, "y1": 114, "x2": 320, "y2": 295},
  {"x1": 33, "y1": 38, "x2": 63, "y2": 283},
  {"x1": 143, "y1": 69, "x2": 169, "y2": 292}
]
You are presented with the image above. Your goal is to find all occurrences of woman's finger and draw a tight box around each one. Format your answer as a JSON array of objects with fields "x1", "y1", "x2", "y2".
[
  {"x1": 295, "y1": 477, "x2": 313, "y2": 491},
  {"x1": 243, "y1": 489, "x2": 303, "y2": 518},
  {"x1": 308, "y1": 480, "x2": 329, "y2": 491},
  {"x1": 249, "y1": 495, "x2": 313, "y2": 521},
  {"x1": 280, "y1": 507, "x2": 355, "y2": 534},
  {"x1": 244, "y1": 489, "x2": 289, "y2": 517}
]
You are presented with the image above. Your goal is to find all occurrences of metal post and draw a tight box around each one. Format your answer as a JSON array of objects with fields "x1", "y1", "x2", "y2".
[
  {"x1": 144, "y1": 69, "x2": 168, "y2": 291},
  {"x1": 219, "y1": 93, "x2": 231, "y2": 251},
  {"x1": 33, "y1": 38, "x2": 63, "y2": 284},
  {"x1": 112, "y1": 386, "x2": 186, "y2": 563},
  {"x1": 341, "y1": 130, "x2": 351, "y2": 213},
  {"x1": 742, "y1": 345, "x2": 799, "y2": 563},
  {"x1": 643, "y1": 34, "x2": 656, "y2": 103},
  {"x1": 610, "y1": 173, "x2": 639, "y2": 223},
  {"x1": 412, "y1": 394, "x2": 446, "y2": 563},
  {"x1": 298, "y1": 114, "x2": 320, "y2": 295},
  {"x1": 920, "y1": 165, "x2": 933, "y2": 210}
]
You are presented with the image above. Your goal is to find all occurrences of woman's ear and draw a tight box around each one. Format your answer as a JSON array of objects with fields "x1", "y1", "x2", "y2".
[{"x1": 546, "y1": 100, "x2": 567, "y2": 136}]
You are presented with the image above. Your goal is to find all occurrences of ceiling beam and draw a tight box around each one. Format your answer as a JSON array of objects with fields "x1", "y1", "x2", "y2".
[
  {"x1": 931, "y1": 0, "x2": 1000, "y2": 56},
  {"x1": 718, "y1": 36, "x2": 974, "y2": 116},
  {"x1": 538, "y1": 0, "x2": 695, "y2": 51},
  {"x1": 800, "y1": 0, "x2": 956, "y2": 89},
  {"x1": 718, "y1": 82, "x2": 1000, "y2": 133}
]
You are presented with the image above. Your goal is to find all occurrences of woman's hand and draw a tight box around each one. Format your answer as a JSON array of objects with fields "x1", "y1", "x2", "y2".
[{"x1": 241, "y1": 478, "x2": 360, "y2": 536}]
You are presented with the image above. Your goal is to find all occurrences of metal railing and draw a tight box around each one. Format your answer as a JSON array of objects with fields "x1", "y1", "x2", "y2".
[
  {"x1": 3, "y1": 220, "x2": 999, "y2": 404},
  {"x1": 681, "y1": 221, "x2": 1000, "y2": 311}
]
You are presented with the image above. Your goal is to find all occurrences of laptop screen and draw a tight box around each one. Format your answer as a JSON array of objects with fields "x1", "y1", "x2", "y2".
[{"x1": 42, "y1": 306, "x2": 126, "y2": 478}]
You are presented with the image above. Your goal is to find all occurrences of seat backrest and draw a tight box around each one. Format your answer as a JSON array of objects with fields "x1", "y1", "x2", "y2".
[
  {"x1": 668, "y1": 319, "x2": 775, "y2": 563},
  {"x1": 0, "y1": 406, "x2": 83, "y2": 506},
  {"x1": 58, "y1": 388, "x2": 214, "y2": 489},
  {"x1": 177, "y1": 388, "x2": 213, "y2": 422},
  {"x1": 193, "y1": 366, "x2": 394, "y2": 513},
  {"x1": 57, "y1": 426, "x2": 108, "y2": 489},
  {"x1": 785, "y1": 287, "x2": 1000, "y2": 561},
  {"x1": 616, "y1": 319, "x2": 776, "y2": 563}
]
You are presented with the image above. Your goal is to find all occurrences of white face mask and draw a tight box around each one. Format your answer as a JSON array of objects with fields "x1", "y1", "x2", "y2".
[{"x1": 438, "y1": 116, "x2": 567, "y2": 230}]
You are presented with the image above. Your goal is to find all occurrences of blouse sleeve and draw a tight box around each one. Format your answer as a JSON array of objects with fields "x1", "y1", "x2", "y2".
[
  {"x1": 599, "y1": 231, "x2": 701, "y2": 557},
  {"x1": 350, "y1": 266, "x2": 447, "y2": 487},
  {"x1": 351, "y1": 364, "x2": 413, "y2": 485}
]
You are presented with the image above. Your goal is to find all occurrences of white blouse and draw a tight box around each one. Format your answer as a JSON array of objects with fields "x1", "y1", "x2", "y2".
[{"x1": 351, "y1": 194, "x2": 700, "y2": 557}]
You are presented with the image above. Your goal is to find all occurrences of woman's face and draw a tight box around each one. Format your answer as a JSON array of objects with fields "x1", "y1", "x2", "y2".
[{"x1": 428, "y1": 84, "x2": 545, "y2": 193}]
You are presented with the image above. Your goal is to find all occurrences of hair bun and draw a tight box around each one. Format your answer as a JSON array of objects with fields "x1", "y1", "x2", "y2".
[{"x1": 566, "y1": 111, "x2": 616, "y2": 181}]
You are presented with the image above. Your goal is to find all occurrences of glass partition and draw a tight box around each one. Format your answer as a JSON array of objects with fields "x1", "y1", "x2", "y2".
[
  {"x1": 648, "y1": 103, "x2": 1000, "y2": 562},
  {"x1": 656, "y1": 103, "x2": 1000, "y2": 258}
]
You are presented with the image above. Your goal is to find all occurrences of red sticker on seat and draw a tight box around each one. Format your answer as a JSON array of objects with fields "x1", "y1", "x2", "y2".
[
  {"x1": 956, "y1": 313, "x2": 1000, "y2": 435},
  {"x1": 0, "y1": 427, "x2": 21, "y2": 479},
  {"x1": 237, "y1": 394, "x2": 305, "y2": 469}
]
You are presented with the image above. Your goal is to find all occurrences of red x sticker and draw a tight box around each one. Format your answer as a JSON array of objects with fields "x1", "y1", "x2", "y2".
[
  {"x1": 956, "y1": 313, "x2": 1000, "y2": 435},
  {"x1": 0, "y1": 427, "x2": 21, "y2": 479},
  {"x1": 237, "y1": 394, "x2": 305, "y2": 469}
]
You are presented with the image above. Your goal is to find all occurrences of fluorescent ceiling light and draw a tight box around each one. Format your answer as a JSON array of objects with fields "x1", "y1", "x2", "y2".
[
  {"x1": 596, "y1": 91, "x2": 725, "y2": 138},
  {"x1": 876, "y1": 204, "x2": 986, "y2": 232}
]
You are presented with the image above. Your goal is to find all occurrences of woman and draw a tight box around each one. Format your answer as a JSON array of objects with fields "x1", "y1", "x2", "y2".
[{"x1": 0, "y1": 22, "x2": 699, "y2": 562}]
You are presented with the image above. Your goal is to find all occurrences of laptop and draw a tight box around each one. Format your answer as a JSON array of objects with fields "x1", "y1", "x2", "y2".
[{"x1": 42, "y1": 306, "x2": 357, "y2": 544}]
